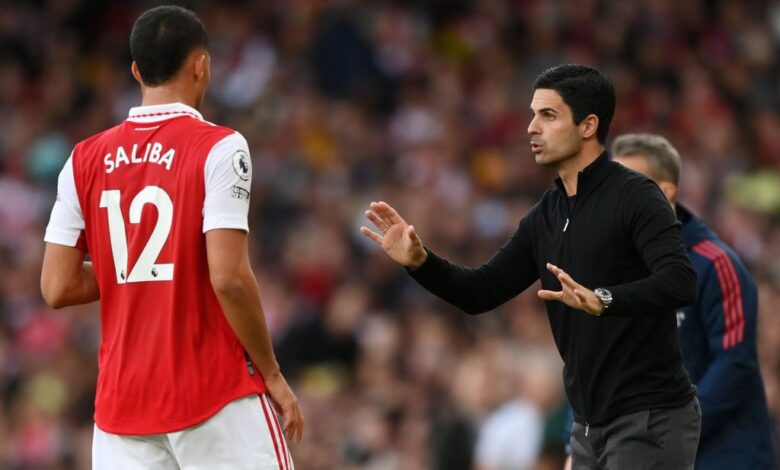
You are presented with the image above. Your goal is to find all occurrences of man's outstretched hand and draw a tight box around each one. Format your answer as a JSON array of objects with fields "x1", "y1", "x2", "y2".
[
  {"x1": 360, "y1": 201, "x2": 427, "y2": 270},
  {"x1": 538, "y1": 263, "x2": 604, "y2": 316}
]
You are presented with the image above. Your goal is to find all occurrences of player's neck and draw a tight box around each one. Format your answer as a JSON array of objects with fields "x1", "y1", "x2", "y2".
[{"x1": 140, "y1": 85, "x2": 199, "y2": 110}]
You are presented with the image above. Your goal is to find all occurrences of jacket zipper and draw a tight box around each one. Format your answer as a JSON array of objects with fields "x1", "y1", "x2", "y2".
[{"x1": 560, "y1": 193, "x2": 593, "y2": 430}]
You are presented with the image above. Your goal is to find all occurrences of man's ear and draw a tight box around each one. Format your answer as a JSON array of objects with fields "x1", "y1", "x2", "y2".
[
  {"x1": 194, "y1": 53, "x2": 208, "y2": 81},
  {"x1": 131, "y1": 61, "x2": 143, "y2": 85},
  {"x1": 658, "y1": 180, "x2": 678, "y2": 204},
  {"x1": 580, "y1": 114, "x2": 599, "y2": 140}
]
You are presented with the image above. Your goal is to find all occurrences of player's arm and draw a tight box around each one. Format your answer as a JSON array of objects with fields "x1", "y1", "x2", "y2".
[
  {"x1": 361, "y1": 201, "x2": 539, "y2": 315},
  {"x1": 40, "y1": 154, "x2": 100, "y2": 308},
  {"x1": 690, "y1": 248, "x2": 759, "y2": 445},
  {"x1": 202, "y1": 132, "x2": 302, "y2": 442},
  {"x1": 206, "y1": 229, "x2": 303, "y2": 442},
  {"x1": 41, "y1": 244, "x2": 99, "y2": 308}
]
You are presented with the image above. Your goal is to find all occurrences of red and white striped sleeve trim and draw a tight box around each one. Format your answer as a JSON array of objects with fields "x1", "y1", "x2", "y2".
[{"x1": 692, "y1": 240, "x2": 745, "y2": 349}]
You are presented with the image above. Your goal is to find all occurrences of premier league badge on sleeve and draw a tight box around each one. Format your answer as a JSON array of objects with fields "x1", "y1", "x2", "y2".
[{"x1": 232, "y1": 150, "x2": 251, "y2": 181}]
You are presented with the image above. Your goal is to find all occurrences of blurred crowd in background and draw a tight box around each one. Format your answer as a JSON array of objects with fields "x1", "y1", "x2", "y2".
[{"x1": 0, "y1": 0, "x2": 779, "y2": 468}]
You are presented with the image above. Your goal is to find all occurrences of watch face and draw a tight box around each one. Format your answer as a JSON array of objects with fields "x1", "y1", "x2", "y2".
[{"x1": 596, "y1": 288, "x2": 612, "y2": 304}]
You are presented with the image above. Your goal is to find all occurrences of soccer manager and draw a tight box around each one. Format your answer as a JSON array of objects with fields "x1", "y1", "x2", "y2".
[{"x1": 362, "y1": 64, "x2": 701, "y2": 469}]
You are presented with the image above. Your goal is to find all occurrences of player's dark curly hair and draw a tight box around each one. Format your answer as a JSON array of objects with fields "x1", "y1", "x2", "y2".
[
  {"x1": 533, "y1": 64, "x2": 615, "y2": 144},
  {"x1": 130, "y1": 5, "x2": 208, "y2": 87}
]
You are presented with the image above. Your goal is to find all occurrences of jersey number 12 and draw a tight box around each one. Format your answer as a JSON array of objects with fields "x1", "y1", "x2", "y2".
[{"x1": 99, "y1": 186, "x2": 174, "y2": 283}]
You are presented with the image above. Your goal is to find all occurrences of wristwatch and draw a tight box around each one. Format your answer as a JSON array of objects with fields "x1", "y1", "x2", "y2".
[{"x1": 594, "y1": 288, "x2": 613, "y2": 312}]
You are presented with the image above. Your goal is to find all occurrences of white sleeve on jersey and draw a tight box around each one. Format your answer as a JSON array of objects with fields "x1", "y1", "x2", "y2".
[
  {"x1": 44, "y1": 154, "x2": 86, "y2": 247},
  {"x1": 203, "y1": 132, "x2": 253, "y2": 233}
]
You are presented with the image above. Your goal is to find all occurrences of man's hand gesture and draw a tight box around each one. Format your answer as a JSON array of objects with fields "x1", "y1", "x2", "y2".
[
  {"x1": 360, "y1": 201, "x2": 428, "y2": 270},
  {"x1": 538, "y1": 263, "x2": 604, "y2": 316}
]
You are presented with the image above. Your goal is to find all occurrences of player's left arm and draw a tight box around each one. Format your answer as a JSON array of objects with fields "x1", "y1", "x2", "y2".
[
  {"x1": 40, "y1": 154, "x2": 100, "y2": 308},
  {"x1": 690, "y1": 245, "x2": 760, "y2": 445}
]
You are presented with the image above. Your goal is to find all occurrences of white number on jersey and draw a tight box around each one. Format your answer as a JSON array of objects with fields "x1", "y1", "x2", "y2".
[{"x1": 99, "y1": 186, "x2": 174, "y2": 283}]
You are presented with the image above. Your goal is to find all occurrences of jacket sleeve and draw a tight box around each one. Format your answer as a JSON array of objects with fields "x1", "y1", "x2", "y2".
[
  {"x1": 604, "y1": 179, "x2": 697, "y2": 316},
  {"x1": 408, "y1": 216, "x2": 539, "y2": 315},
  {"x1": 689, "y1": 243, "x2": 760, "y2": 444}
]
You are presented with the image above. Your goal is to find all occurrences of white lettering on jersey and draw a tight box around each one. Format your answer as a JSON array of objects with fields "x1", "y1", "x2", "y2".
[{"x1": 104, "y1": 142, "x2": 176, "y2": 173}]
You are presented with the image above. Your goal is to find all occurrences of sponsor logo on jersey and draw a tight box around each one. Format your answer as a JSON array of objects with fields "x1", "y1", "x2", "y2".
[{"x1": 231, "y1": 186, "x2": 250, "y2": 201}]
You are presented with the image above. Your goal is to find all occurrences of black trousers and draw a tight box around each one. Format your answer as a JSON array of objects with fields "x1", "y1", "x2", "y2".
[{"x1": 571, "y1": 397, "x2": 701, "y2": 470}]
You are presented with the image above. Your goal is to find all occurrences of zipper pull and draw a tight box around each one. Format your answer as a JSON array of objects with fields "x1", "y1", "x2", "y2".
[
  {"x1": 563, "y1": 218, "x2": 570, "y2": 232},
  {"x1": 585, "y1": 422, "x2": 590, "y2": 437}
]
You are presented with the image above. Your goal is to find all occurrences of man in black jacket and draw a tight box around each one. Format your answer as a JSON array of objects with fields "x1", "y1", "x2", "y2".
[{"x1": 361, "y1": 65, "x2": 701, "y2": 469}]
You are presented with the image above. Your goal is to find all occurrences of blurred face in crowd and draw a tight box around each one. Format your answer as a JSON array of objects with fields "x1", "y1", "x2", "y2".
[{"x1": 528, "y1": 89, "x2": 597, "y2": 168}]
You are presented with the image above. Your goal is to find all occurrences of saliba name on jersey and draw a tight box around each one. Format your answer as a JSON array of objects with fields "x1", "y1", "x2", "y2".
[{"x1": 104, "y1": 142, "x2": 175, "y2": 174}]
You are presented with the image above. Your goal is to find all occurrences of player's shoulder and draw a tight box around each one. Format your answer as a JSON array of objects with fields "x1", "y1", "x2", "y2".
[
  {"x1": 689, "y1": 234, "x2": 754, "y2": 286},
  {"x1": 184, "y1": 119, "x2": 246, "y2": 149}
]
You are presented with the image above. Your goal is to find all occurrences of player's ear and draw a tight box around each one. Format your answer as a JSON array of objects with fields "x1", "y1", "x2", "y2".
[
  {"x1": 193, "y1": 52, "x2": 208, "y2": 82},
  {"x1": 131, "y1": 62, "x2": 144, "y2": 86}
]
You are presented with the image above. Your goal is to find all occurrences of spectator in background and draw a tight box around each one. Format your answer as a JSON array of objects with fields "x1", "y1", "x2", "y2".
[
  {"x1": 612, "y1": 133, "x2": 775, "y2": 470},
  {"x1": 474, "y1": 344, "x2": 563, "y2": 470}
]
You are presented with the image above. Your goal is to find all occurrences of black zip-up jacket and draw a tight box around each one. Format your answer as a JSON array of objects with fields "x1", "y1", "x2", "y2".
[{"x1": 410, "y1": 152, "x2": 698, "y2": 426}]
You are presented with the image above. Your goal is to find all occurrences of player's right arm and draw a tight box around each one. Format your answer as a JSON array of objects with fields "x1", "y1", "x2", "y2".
[
  {"x1": 206, "y1": 229, "x2": 303, "y2": 442},
  {"x1": 41, "y1": 154, "x2": 100, "y2": 308},
  {"x1": 361, "y1": 201, "x2": 538, "y2": 314}
]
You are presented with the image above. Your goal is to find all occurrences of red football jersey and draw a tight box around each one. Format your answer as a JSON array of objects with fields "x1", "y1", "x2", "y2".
[{"x1": 44, "y1": 103, "x2": 266, "y2": 435}]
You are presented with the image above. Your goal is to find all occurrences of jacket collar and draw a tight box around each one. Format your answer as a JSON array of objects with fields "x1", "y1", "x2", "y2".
[
  {"x1": 554, "y1": 151, "x2": 611, "y2": 197},
  {"x1": 677, "y1": 203, "x2": 718, "y2": 249}
]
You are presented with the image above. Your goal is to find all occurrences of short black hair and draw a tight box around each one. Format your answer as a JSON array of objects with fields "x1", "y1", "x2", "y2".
[
  {"x1": 533, "y1": 64, "x2": 615, "y2": 144},
  {"x1": 130, "y1": 5, "x2": 208, "y2": 87}
]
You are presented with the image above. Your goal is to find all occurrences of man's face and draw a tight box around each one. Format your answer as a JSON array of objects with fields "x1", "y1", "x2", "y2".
[
  {"x1": 613, "y1": 154, "x2": 654, "y2": 179},
  {"x1": 527, "y1": 89, "x2": 584, "y2": 167}
]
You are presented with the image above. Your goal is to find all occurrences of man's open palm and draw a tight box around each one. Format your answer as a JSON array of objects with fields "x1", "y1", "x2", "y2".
[
  {"x1": 538, "y1": 263, "x2": 604, "y2": 316},
  {"x1": 360, "y1": 201, "x2": 427, "y2": 269}
]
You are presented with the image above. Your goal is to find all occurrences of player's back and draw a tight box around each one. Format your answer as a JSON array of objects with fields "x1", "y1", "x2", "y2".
[{"x1": 69, "y1": 103, "x2": 265, "y2": 435}]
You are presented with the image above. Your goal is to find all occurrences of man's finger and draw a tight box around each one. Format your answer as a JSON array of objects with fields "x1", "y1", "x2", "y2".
[
  {"x1": 373, "y1": 201, "x2": 405, "y2": 226},
  {"x1": 538, "y1": 289, "x2": 563, "y2": 300},
  {"x1": 360, "y1": 226, "x2": 383, "y2": 245},
  {"x1": 546, "y1": 262, "x2": 561, "y2": 275},
  {"x1": 288, "y1": 412, "x2": 303, "y2": 442},
  {"x1": 557, "y1": 271, "x2": 579, "y2": 290},
  {"x1": 366, "y1": 210, "x2": 388, "y2": 232},
  {"x1": 284, "y1": 415, "x2": 297, "y2": 441}
]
